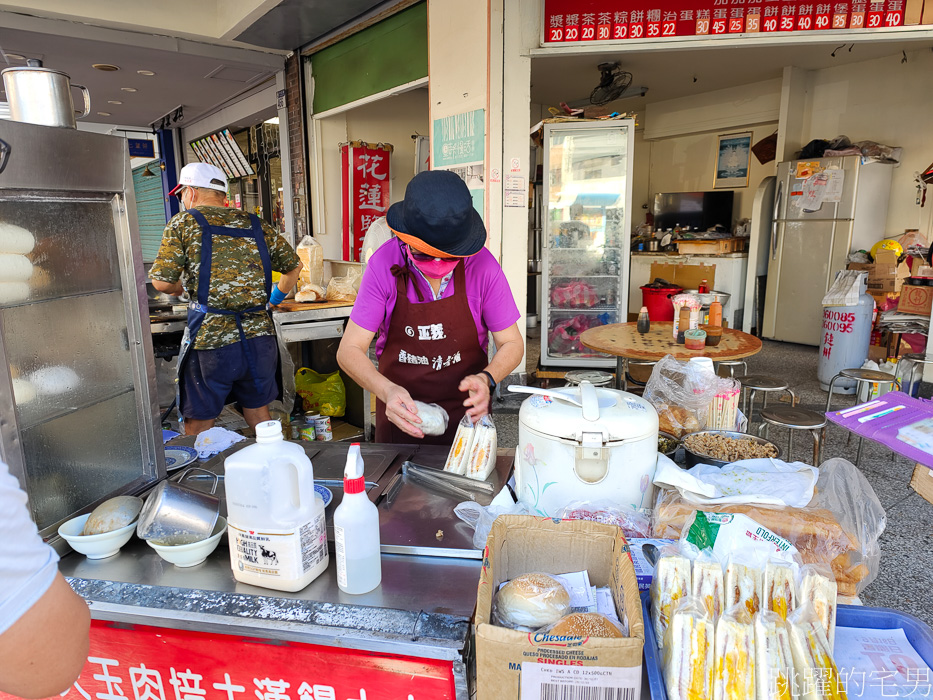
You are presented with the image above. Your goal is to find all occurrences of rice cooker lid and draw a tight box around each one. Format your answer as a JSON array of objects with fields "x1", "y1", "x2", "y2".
[{"x1": 519, "y1": 383, "x2": 658, "y2": 443}]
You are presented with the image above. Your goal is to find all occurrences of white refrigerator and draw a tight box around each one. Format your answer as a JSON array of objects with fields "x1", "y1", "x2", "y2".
[{"x1": 761, "y1": 156, "x2": 893, "y2": 346}]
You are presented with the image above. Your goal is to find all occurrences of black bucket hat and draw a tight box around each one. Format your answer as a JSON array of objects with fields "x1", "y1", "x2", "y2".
[{"x1": 386, "y1": 170, "x2": 486, "y2": 257}]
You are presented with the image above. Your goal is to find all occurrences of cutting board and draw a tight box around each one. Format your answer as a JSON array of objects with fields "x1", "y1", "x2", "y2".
[{"x1": 275, "y1": 300, "x2": 354, "y2": 312}]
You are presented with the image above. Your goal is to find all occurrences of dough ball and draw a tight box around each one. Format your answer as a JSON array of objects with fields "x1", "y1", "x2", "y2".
[
  {"x1": 549, "y1": 612, "x2": 624, "y2": 639},
  {"x1": 496, "y1": 573, "x2": 570, "y2": 629},
  {"x1": 414, "y1": 401, "x2": 449, "y2": 436}
]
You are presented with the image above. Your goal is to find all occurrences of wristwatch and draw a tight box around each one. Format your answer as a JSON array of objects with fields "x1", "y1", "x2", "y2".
[{"x1": 480, "y1": 370, "x2": 497, "y2": 392}]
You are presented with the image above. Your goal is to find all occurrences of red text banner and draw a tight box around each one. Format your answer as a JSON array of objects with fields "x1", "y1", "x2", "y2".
[{"x1": 341, "y1": 142, "x2": 392, "y2": 262}]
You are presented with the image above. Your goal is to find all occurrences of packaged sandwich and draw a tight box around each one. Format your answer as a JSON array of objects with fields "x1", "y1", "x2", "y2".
[
  {"x1": 724, "y1": 557, "x2": 763, "y2": 616},
  {"x1": 414, "y1": 401, "x2": 449, "y2": 436},
  {"x1": 691, "y1": 554, "x2": 725, "y2": 622},
  {"x1": 662, "y1": 596, "x2": 714, "y2": 700},
  {"x1": 649, "y1": 550, "x2": 692, "y2": 648},
  {"x1": 493, "y1": 572, "x2": 571, "y2": 630},
  {"x1": 788, "y1": 605, "x2": 848, "y2": 700},
  {"x1": 798, "y1": 565, "x2": 838, "y2": 653},
  {"x1": 465, "y1": 415, "x2": 497, "y2": 481},
  {"x1": 765, "y1": 561, "x2": 798, "y2": 620},
  {"x1": 713, "y1": 606, "x2": 756, "y2": 700},
  {"x1": 443, "y1": 415, "x2": 475, "y2": 475},
  {"x1": 755, "y1": 610, "x2": 797, "y2": 700}
]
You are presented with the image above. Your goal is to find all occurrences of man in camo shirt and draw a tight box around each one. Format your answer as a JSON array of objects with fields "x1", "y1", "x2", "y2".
[{"x1": 151, "y1": 163, "x2": 302, "y2": 435}]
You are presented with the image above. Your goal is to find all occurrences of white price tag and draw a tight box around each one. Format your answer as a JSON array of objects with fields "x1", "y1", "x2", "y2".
[{"x1": 520, "y1": 663, "x2": 641, "y2": 700}]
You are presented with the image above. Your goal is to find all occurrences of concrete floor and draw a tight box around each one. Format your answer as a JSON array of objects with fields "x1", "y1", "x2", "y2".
[{"x1": 491, "y1": 334, "x2": 933, "y2": 626}]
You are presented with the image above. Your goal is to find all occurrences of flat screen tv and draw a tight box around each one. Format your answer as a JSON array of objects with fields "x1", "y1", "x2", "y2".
[{"x1": 653, "y1": 191, "x2": 735, "y2": 232}]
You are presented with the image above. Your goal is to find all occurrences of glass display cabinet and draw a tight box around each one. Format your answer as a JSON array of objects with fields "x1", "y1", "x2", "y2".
[
  {"x1": 0, "y1": 119, "x2": 163, "y2": 547},
  {"x1": 540, "y1": 119, "x2": 635, "y2": 368}
]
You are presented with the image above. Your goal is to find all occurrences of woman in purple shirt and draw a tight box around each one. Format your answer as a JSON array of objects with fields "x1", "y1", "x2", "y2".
[{"x1": 337, "y1": 171, "x2": 523, "y2": 444}]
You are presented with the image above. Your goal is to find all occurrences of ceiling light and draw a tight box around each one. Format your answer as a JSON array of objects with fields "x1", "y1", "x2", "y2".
[
  {"x1": 97, "y1": 112, "x2": 112, "y2": 116},
  {"x1": 92, "y1": 63, "x2": 120, "y2": 72},
  {"x1": 141, "y1": 163, "x2": 156, "y2": 177},
  {"x1": 120, "y1": 87, "x2": 137, "y2": 92},
  {"x1": 264, "y1": 117, "x2": 279, "y2": 125},
  {"x1": 137, "y1": 70, "x2": 156, "y2": 76},
  {"x1": 3, "y1": 53, "x2": 25, "y2": 61},
  {"x1": 107, "y1": 100, "x2": 123, "y2": 105}
]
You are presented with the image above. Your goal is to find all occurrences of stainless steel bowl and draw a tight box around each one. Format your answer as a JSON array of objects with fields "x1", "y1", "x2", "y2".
[
  {"x1": 681, "y1": 430, "x2": 782, "y2": 468},
  {"x1": 657, "y1": 430, "x2": 680, "y2": 457},
  {"x1": 137, "y1": 468, "x2": 220, "y2": 545}
]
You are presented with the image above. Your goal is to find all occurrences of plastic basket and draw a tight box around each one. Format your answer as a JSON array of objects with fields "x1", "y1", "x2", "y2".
[{"x1": 640, "y1": 590, "x2": 933, "y2": 700}]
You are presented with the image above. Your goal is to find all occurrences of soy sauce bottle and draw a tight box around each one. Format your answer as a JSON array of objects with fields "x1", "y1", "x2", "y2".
[{"x1": 637, "y1": 306, "x2": 650, "y2": 334}]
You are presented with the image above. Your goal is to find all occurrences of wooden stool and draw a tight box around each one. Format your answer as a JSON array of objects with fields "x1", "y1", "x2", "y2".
[
  {"x1": 736, "y1": 375, "x2": 797, "y2": 423},
  {"x1": 717, "y1": 360, "x2": 749, "y2": 378},
  {"x1": 758, "y1": 406, "x2": 827, "y2": 466},
  {"x1": 825, "y1": 368, "x2": 897, "y2": 464}
]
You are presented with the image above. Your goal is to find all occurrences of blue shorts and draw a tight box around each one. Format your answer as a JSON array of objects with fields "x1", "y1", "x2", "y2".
[{"x1": 181, "y1": 335, "x2": 279, "y2": 420}]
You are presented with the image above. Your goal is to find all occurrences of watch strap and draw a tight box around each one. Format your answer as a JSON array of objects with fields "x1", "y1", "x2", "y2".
[{"x1": 480, "y1": 370, "x2": 497, "y2": 391}]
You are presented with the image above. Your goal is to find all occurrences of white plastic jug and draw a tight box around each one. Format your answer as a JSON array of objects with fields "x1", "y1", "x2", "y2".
[{"x1": 225, "y1": 420, "x2": 328, "y2": 592}]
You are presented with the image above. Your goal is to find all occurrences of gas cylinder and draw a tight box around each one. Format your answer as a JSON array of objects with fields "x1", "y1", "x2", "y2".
[{"x1": 818, "y1": 274, "x2": 875, "y2": 393}]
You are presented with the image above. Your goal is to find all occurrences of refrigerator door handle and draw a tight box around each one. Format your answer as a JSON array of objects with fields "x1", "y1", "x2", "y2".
[{"x1": 771, "y1": 179, "x2": 783, "y2": 260}]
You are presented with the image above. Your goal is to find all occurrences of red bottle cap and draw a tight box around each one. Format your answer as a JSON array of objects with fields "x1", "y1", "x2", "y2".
[{"x1": 344, "y1": 476, "x2": 366, "y2": 494}]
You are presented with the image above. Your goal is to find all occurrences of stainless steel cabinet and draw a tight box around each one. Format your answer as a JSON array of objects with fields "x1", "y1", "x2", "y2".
[{"x1": 0, "y1": 120, "x2": 163, "y2": 543}]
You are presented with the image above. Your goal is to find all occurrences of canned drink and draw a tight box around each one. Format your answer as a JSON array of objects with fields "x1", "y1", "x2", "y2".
[
  {"x1": 314, "y1": 415, "x2": 333, "y2": 441},
  {"x1": 300, "y1": 413, "x2": 319, "y2": 441}
]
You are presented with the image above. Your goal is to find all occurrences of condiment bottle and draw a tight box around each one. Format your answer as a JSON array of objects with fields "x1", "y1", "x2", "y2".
[
  {"x1": 637, "y1": 306, "x2": 650, "y2": 334},
  {"x1": 709, "y1": 299, "x2": 723, "y2": 327},
  {"x1": 334, "y1": 443, "x2": 382, "y2": 594},
  {"x1": 698, "y1": 279, "x2": 710, "y2": 294},
  {"x1": 677, "y1": 306, "x2": 690, "y2": 344}
]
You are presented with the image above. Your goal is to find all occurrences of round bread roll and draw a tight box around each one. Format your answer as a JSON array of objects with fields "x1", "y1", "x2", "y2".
[
  {"x1": 549, "y1": 613, "x2": 624, "y2": 639},
  {"x1": 496, "y1": 573, "x2": 570, "y2": 629}
]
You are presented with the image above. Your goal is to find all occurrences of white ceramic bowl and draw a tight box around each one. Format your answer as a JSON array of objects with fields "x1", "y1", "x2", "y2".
[
  {"x1": 58, "y1": 514, "x2": 137, "y2": 559},
  {"x1": 147, "y1": 516, "x2": 226, "y2": 568}
]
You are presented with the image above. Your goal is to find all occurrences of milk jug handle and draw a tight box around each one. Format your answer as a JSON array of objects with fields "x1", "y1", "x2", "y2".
[{"x1": 271, "y1": 457, "x2": 315, "y2": 514}]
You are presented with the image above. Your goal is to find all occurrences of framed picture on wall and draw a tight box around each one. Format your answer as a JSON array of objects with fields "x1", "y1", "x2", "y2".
[{"x1": 714, "y1": 132, "x2": 752, "y2": 189}]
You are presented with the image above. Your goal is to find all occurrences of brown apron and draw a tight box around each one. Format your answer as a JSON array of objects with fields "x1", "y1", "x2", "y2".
[{"x1": 375, "y1": 260, "x2": 487, "y2": 445}]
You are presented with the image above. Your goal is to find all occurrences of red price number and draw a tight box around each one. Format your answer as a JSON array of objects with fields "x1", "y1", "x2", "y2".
[
  {"x1": 850, "y1": 11, "x2": 866, "y2": 27},
  {"x1": 763, "y1": 16, "x2": 779, "y2": 31},
  {"x1": 580, "y1": 25, "x2": 596, "y2": 40},
  {"x1": 833, "y1": 12, "x2": 848, "y2": 27},
  {"x1": 797, "y1": 14, "x2": 813, "y2": 30},
  {"x1": 815, "y1": 13, "x2": 831, "y2": 29},
  {"x1": 662, "y1": 21, "x2": 676, "y2": 35},
  {"x1": 564, "y1": 25, "x2": 579, "y2": 40},
  {"x1": 884, "y1": 11, "x2": 902, "y2": 26},
  {"x1": 630, "y1": 22, "x2": 645, "y2": 38},
  {"x1": 613, "y1": 23, "x2": 628, "y2": 38},
  {"x1": 867, "y1": 10, "x2": 884, "y2": 26}
]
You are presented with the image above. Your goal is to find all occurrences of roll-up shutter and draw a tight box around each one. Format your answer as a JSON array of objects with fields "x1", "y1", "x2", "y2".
[{"x1": 132, "y1": 163, "x2": 168, "y2": 263}]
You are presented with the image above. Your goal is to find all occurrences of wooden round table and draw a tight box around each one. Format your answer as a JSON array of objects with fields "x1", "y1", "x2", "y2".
[{"x1": 579, "y1": 322, "x2": 763, "y2": 389}]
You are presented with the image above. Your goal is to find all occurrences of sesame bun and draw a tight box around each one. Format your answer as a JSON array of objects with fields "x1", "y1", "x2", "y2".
[
  {"x1": 549, "y1": 613, "x2": 624, "y2": 639},
  {"x1": 496, "y1": 573, "x2": 571, "y2": 629}
]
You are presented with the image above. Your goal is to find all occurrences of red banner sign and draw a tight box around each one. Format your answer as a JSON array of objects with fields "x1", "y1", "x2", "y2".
[
  {"x1": 543, "y1": 1, "x2": 917, "y2": 43},
  {"x1": 341, "y1": 143, "x2": 392, "y2": 262},
  {"x1": 3, "y1": 620, "x2": 457, "y2": 700}
]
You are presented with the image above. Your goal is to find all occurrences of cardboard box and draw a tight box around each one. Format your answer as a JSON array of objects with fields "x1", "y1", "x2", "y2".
[
  {"x1": 847, "y1": 249, "x2": 910, "y2": 295},
  {"x1": 906, "y1": 0, "x2": 925, "y2": 24},
  {"x1": 897, "y1": 285, "x2": 933, "y2": 315},
  {"x1": 911, "y1": 463, "x2": 933, "y2": 505},
  {"x1": 649, "y1": 262, "x2": 716, "y2": 291},
  {"x1": 474, "y1": 515, "x2": 645, "y2": 699}
]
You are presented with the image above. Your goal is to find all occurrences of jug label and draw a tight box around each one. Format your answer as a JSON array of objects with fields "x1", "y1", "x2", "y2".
[{"x1": 229, "y1": 514, "x2": 327, "y2": 580}]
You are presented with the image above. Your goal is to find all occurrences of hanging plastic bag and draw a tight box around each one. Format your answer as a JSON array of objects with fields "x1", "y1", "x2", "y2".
[
  {"x1": 325, "y1": 268, "x2": 361, "y2": 302},
  {"x1": 296, "y1": 235, "x2": 324, "y2": 287},
  {"x1": 294, "y1": 367, "x2": 346, "y2": 417},
  {"x1": 643, "y1": 354, "x2": 721, "y2": 437}
]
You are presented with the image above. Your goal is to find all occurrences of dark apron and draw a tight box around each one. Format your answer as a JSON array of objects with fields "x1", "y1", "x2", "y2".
[
  {"x1": 175, "y1": 209, "x2": 280, "y2": 420},
  {"x1": 375, "y1": 260, "x2": 487, "y2": 445}
]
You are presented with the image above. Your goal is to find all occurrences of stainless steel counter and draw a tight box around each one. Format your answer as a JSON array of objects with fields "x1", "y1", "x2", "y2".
[{"x1": 58, "y1": 441, "x2": 499, "y2": 667}]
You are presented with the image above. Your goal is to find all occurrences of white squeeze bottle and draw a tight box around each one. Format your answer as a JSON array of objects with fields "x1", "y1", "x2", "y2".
[
  {"x1": 333, "y1": 443, "x2": 382, "y2": 594},
  {"x1": 224, "y1": 420, "x2": 329, "y2": 592}
]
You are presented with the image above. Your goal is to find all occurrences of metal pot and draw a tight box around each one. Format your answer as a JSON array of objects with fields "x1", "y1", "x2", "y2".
[
  {"x1": 2, "y1": 59, "x2": 90, "y2": 129},
  {"x1": 681, "y1": 430, "x2": 782, "y2": 468},
  {"x1": 137, "y1": 468, "x2": 220, "y2": 545}
]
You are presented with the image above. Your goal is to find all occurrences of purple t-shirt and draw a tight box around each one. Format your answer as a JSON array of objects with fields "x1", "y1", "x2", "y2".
[{"x1": 351, "y1": 238, "x2": 521, "y2": 358}]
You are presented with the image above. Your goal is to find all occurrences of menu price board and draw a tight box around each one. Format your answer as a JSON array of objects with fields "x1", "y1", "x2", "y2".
[{"x1": 543, "y1": 1, "x2": 919, "y2": 43}]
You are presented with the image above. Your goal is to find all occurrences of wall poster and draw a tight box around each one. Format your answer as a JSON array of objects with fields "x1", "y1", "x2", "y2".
[
  {"x1": 714, "y1": 131, "x2": 753, "y2": 189},
  {"x1": 432, "y1": 108, "x2": 486, "y2": 221}
]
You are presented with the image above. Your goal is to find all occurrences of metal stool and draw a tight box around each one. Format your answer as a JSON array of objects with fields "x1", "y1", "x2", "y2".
[
  {"x1": 717, "y1": 360, "x2": 748, "y2": 378},
  {"x1": 895, "y1": 353, "x2": 933, "y2": 397},
  {"x1": 736, "y1": 375, "x2": 798, "y2": 423},
  {"x1": 825, "y1": 368, "x2": 897, "y2": 464},
  {"x1": 758, "y1": 407, "x2": 827, "y2": 466},
  {"x1": 623, "y1": 359, "x2": 657, "y2": 392}
]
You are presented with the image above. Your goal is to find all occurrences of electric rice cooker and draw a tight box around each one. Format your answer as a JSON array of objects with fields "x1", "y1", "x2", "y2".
[{"x1": 515, "y1": 381, "x2": 659, "y2": 517}]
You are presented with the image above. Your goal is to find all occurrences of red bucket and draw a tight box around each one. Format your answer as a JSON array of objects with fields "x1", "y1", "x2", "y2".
[{"x1": 640, "y1": 285, "x2": 682, "y2": 322}]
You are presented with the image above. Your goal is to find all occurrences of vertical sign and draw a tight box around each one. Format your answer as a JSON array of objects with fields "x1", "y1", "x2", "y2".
[
  {"x1": 341, "y1": 142, "x2": 392, "y2": 261},
  {"x1": 432, "y1": 108, "x2": 486, "y2": 222}
]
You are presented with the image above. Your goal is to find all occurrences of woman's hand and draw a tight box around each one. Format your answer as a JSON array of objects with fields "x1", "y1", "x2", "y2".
[
  {"x1": 460, "y1": 374, "x2": 491, "y2": 422},
  {"x1": 384, "y1": 384, "x2": 424, "y2": 438}
]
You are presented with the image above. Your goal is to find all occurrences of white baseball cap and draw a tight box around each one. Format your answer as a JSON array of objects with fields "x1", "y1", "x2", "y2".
[{"x1": 169, "y1": 162, "x2": 228, "y2": 196}]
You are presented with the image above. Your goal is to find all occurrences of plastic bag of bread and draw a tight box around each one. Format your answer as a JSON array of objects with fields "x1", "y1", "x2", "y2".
[
  {"x1": 557, "y1": 500, "x2": 651, "y2": 539},
  {"x1": 295, "y1": 283, "x2": 325, "y2": 302},
  {"x1": 493, "y1": 572, "x2": 571, "y2": 630},
  {"x1": 325, "y1": 269, "x2": 361, "y2": 302},
  {"x1": 414, "y1": 401, "x2": 449, "y2": 436},
  {"x1": 444, "y1": 415, "x2": 475, "y2": 475},
  {"x1": 651, "y1": 457, "x2": 885, "y2": 595},
  {"x1": 545, "y1": 612, "x2": 625, "y2": 639},
  {"x1": 465, "y1": 415, "x2": 496, "y2": 481},
  {"x1": 643, "y1": 354, "x2": 719, "y2": 437}
]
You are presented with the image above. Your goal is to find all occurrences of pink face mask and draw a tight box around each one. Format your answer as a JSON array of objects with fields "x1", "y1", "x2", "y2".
[{"x1": 407, "y1": 247, "x2": 460, "y2": 279}]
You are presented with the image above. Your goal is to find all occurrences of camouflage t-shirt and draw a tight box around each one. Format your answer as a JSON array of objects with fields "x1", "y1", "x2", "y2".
[{"x1": 150, "y1": 206, "x2": 300, "y2": 350}]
